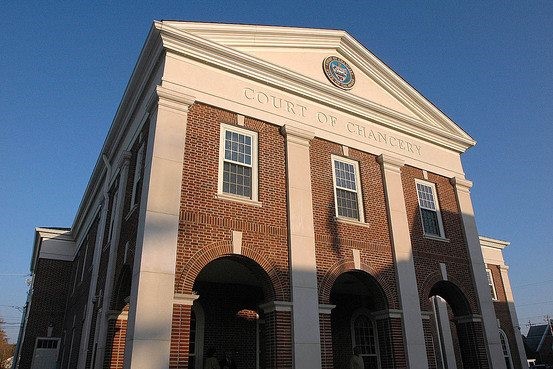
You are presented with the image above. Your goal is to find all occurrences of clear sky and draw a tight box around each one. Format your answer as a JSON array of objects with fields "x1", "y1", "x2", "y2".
[{"x1": 1, "y1": 1, "x2": 552, "y2": 342}]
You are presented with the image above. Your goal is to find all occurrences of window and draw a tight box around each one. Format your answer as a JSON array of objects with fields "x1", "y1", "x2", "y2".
[
  {"x1": 486, "y1": 268, "x2": 498, "y2": 300},
  {"x1": 218, "y1": 124, "x2": 258, "y2": 202},
  {"x1": 130, "y1": 140, "x2": 146, "y2": 208},
  {"x1": 499, "y1": 330, "x2": 513, "y2": 369},
  {"x1": 352, "y1": 314, "x2": 379, "y2": 369},
  {"x1": 416, "y1": 180, "x2": 445, "y2": 238},
  {"x1": 332, "y1": 155, "x2": 364, "y2": 221}
]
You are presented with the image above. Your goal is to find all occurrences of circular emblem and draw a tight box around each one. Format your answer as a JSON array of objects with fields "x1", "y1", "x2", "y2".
[{"x1": 323, "y1": 56, "x2": 355, "y2": 90}]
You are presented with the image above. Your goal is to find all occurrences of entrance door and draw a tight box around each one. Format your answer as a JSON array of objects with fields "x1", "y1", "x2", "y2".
[{"x1": 30, "y1": 338, "x2": 60, "y2": 369}]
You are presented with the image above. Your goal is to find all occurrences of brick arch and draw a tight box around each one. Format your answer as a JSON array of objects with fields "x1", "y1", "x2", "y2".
[
  {"x1": 319, "y1": 260, "x2": 395, "y2": 306},
  {"x1": 176, "y1": 241, "x2": 285, "y2": 301},
  {"x1": 420, "y1": 271, "x2": 474, "y2": 315}
]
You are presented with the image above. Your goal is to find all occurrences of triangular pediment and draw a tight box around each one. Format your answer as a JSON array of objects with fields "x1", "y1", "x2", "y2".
[{"x1": 157, "y1": 21, "x2": 475, "y2": 152}]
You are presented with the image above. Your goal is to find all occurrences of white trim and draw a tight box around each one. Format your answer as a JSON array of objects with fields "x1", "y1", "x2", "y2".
[
  {"x1": 415, "y1": 179, "x2": 446, "y2": 239},
  {"x1": 331, "y1": 154, "x2": 365, "y2": 223},
  {"x1": 217, "y1": 123, "x2": 259, "y2": 202},
  {"x1": 499, "y1": 329, "x2": 514, "y2": 369},
  {"x1": 486, "y1": 268, "x2": 498, "y2": 301},
  {"x1": 30, "y1": 337, "x2": 61, "y2": 369},
  {"x1": 130, "y1": 139, "x2": 146, "y2": 208},
  {"x1": 350, "y1": 309, "x2": 381, "y2": 369}
]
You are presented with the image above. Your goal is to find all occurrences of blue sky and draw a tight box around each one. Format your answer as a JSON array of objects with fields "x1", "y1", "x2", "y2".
[{"x1": 1, "y1": 1, "x2": 552, "y2": 342}]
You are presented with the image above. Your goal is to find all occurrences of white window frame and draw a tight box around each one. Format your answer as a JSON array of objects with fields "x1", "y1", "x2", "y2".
[
  {"x1": 350, "y1": 310, "x2": 380, "y2": 369},
  {"x1": 499, "y1": 329, "x2": 513, "y2": 369},
  {"x1": 331, "y1": 155, "x2": 365, "y2": 223},
  {"x1": 130, "y1": 139, "x2": 146, "y2": 209},
  {"x1": 487, "y1": 268, "x2": 498, "y2": 301},
  {"x1": 217, "y1": 123, "x2": 260, "y2": 205},
  {"x1": 415, "y1": 179, "x2": 445, "y2": 239},
  {"x1": 31, "y1": 337, "x2": 61, "y2": 369}
]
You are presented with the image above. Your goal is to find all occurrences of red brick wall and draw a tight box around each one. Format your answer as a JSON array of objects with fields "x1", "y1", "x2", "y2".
[
  {"x1": 401, "y1": 166, "x2": 479, "y2": 314},
  {"x1": 171, "y1": 103, "x2": 291, "y2": 368},
  {"x1": 309, "y1": 139, "x2": 399, "y2": 308},
  {"x1": 488, "y1": 263, "x2": 524, "y2": 369},
  {"x1": 18, "y1": 259, "x2": 72, "y2": 369},
  {"x1": 103, "y1": 311, "x2": 128, "y2": 369},
  {"x1": 175, "y1": 103, "x2": 289, "y2": 298}
]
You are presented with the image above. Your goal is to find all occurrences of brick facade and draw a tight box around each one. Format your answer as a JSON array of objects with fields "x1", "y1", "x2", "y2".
[{"x1": 14, "y1": 22, "x2": 527, "y2": 369}]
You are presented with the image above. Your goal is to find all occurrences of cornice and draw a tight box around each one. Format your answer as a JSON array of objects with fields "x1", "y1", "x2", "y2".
[
  {"x1": 450, "y1": 176, "x2": 473, "y2": 192},
  {"x1": 377, "y1": 154, "x2": 405, "y2": 172},
  {"x1": 156, "y1": 22, "x2": 475, "y2": 153},
  {"x1": 479, "y1": 236, "x2": 510, "y2": 250},
  {"x1": 280, "y1": 125, "x2": 315, "y2": 145}
]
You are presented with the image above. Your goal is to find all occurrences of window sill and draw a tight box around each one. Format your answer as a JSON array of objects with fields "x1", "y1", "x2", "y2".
[
  {"x1": 215, "y1": 193, "x2": 262, "y2": 207},
  {"x1": 424, "y1": 234, "x2": 450, "y2": 243},
  {"x1": 335, "y1": 216, "x2": 370, "y2": 228}
]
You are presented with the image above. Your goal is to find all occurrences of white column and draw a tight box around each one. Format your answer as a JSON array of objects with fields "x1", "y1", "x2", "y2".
[
  {"x1": 500, "y1": 265, "x2": 528, "y2": 369},
  {"x1": 281, "y1": 125, "x2": 322, "y2": 369},
  {"x1": 450, "y1": 177, "x2": 506, "y2": 369},
  {"x1": 377, "y1": 154, "x2": 429, "y2": 369},
  {"x1": 433, "y1": 296, "x2": 458, "y2": 369},
  {"x1": 124, "y1": 86, "x2": 195, "y2": 369}
]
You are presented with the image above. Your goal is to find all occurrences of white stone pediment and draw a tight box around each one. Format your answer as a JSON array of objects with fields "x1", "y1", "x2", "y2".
[{"x1": 157, "y1": 21, "x2": 475, "y2": 152}]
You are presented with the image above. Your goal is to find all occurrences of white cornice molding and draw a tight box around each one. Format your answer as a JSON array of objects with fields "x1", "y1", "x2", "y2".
[
  {"x1": 450, "y1": 176, "x2": 473, "y2": 193},
  {"x1": 156, "y1": 21, "x2": 475, "y2": 153},
  {"x1": 377, "y1": 154, "x2": 405, "y2": 172},
  {"x1": 280, "y1": 124, "x2": 315, "y2": 146},
  {"x1": 156, "y1": 85, "x2": 196, "y2": 113},
  {"x1": 479, "y1": 236, "x2": 510, "y2": 250}
]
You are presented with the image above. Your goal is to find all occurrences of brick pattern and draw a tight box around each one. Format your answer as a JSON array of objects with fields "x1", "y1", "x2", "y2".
[
  {"x1": 170, "y1": 304, "x2": 192, "y2": 369},
  {"x1": 488, "y1": 263, "x2": 524, "y2": 369},
  {"x1": 309, "y1": 138, "x2": 399, "y2": 309},
  {"x1": 423, "y1": 318, "x2": 439, "y2": 369},
  {"x1": 389, "y1": 317, "x2": 407, "y2": 369},
  {"x1": 17, "y1": 259, "x2": 72, "y2": 369},
  {"x1": 401, "y1": 166, "x2": 480, "y2": 314},
  {"x1": 171, "y1": 103, "x2": 291, "y2": 367},
  {"x1": 319, "y1": 313, "x2": 333, "y2": 369},
  {"x1": 175, "y1": 103, "x2": 289, "y2": 301},
  {"x1": 103, "y1": 312, "x2": 128, "y2": 369}
]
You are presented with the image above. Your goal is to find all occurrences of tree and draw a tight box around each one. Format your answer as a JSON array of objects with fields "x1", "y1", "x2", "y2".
[{"x1": 0, "y1": 318, "x2": 15, "y2": 368}]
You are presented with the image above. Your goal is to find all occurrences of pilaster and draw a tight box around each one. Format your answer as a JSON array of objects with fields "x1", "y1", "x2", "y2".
[
  {"x1": 377, "y1": 154, "x2": 429, "y2": 369},
  {"x1": 450, "y1": 177, "x2": 506, "y2": 369},
  {"x1": 124, "y1": 86, "x2": 195, "y2": 369},
  {"x1": 500, "y1": 265, "x2": 528, "y2": 369},
  {"x1": 281, "y1": 125, "x2": 321, "y2": 369}
]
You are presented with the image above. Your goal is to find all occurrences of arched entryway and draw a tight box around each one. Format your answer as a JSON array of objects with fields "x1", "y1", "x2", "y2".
[
  {"x1": 329, "y1": 270, "x2": 395, "y2": 369},
  {"x1": 427, "y1": 280, "x2": 489, "y2": 369},
  {"x1": 188, "y1": 255, "x2": 275, "y2": 369}
]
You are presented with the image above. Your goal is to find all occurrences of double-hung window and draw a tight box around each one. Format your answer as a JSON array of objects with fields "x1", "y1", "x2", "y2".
[
  {"x1": 130, "y1": 139, "x2": 146, "y2": 208},
  {"x1": 416, "y1": 180, "x2": 445, "y2": 238},
  {"x1": 218, "y1": 124, "x2": 258, "y2": 202},
  {"x1": 486, "y1": 268, "x2": 498, "y2": 300},
  {"x1": 332, "y1": 155, "x2": 364, "y2": 222}
]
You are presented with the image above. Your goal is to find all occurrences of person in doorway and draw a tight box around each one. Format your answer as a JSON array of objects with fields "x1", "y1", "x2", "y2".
[
  {"x1": 220, "y1": 350, "x2": 237, "y2": 369},
  {"x1": 349, "y1": 346, "x2": 364, "y2": 369},
  {"x1": 205, "y1": 347, "x2": 220, "y2": 369}
]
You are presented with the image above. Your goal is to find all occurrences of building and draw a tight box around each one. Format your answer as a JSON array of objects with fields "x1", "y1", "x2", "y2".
[
  {"x1": 13, "y1": 21, "x2": 528, "y2": 369},
  {"x1": 524, "y1": 320, "x2": 553, "y2": 367},
  {"x1": 480, "y1": 236, "x2": 528, "y2": 369}
]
